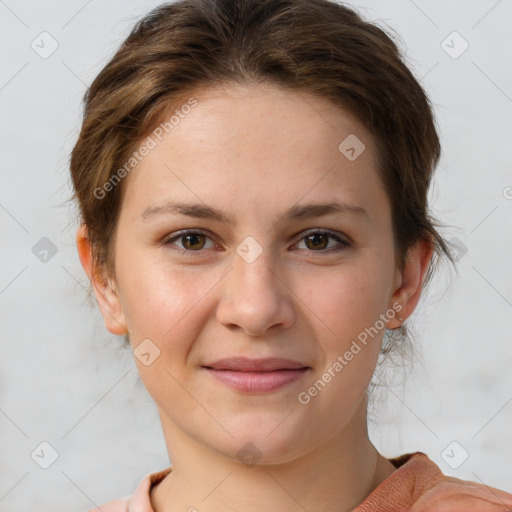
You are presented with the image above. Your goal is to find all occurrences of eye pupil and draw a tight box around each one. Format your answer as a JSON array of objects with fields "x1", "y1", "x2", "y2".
[
  {"x1": 305, "y1": 233, "x2": 328, "y2": 250},
  {"x1": 183, "y1": 234, "x2": 205, "y2": 250}
]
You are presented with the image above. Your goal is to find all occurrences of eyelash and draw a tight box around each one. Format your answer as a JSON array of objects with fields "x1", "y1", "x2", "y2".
[{"x1": 161, "y1": 229, "x2": 350, "y2": 256}]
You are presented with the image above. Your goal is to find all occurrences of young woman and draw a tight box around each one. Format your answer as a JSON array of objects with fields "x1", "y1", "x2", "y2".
[{"x1": 70, "y1": 0, "x2": 512, "y2": 510}]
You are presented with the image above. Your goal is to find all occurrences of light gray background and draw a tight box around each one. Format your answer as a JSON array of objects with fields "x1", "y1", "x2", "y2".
[{"x1": 1, "y1": 0, "x2": 511, "y2": 510}]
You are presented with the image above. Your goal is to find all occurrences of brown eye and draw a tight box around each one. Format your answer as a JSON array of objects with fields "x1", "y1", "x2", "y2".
[
  {"x1": 181, "y1": 233, "x2": 206, "y2": 250},
  {"x1": 304, "y1": 233, "x2": 329, "y2": 250},
  {"x1": 163, "y1": 230, "x2": 215, "y2": 252},
  {"x1": 296, "y1": 230, "x2": 349, "y2": 252}
]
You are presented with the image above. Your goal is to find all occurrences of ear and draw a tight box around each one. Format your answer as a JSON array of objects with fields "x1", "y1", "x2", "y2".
[
  {"x1": 76, "y1": 224, "x2": 128, "y2": 336},
  {"x1": 387, "y1": 237, "x2": 434, "y2": 329}
]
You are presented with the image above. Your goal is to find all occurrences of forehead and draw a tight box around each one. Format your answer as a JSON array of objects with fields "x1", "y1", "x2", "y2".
[{"x1": 119, "y1": 82, "x2": 387, "y2": 225}]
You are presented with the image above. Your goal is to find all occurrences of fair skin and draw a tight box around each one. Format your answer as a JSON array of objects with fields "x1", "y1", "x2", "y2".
[{"x1": 77, "y1": 82, "x2": 432, "y2": 512}]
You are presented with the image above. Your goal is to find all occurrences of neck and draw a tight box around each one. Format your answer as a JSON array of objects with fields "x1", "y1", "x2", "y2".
[{"x1": 151, "y1": 404, "x2": 397, "y2": 512}]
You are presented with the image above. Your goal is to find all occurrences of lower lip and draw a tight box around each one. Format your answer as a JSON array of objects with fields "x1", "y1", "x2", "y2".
[{"x1": 204, "y1": 368, "x2": 309, "y2": 393}]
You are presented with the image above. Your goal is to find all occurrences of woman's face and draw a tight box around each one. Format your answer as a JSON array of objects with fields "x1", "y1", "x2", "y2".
[{"x1": 92, "y1": 82, "x2": 410, "y2": 463}]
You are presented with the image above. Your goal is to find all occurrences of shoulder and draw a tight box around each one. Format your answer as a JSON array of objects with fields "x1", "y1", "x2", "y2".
[
  {"x1": 86, "y1": 466, "x2": 172, "y2": 512},
  {"x1": 354, "y1": 451, "x2": 512, "y2": 512},
  {"x1": 402, "y1": 452, "x2": 512, "y2": 512},
  {"x1": 411, "y1": 472, "x2": 512, "y2": 512}
]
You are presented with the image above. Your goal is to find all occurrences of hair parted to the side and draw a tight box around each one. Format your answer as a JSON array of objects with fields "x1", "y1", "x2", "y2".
[{"x1": 69, "y1": 0, "x2": 457, "y2": 391}]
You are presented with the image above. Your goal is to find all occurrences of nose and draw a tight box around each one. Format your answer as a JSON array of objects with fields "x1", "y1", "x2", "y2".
[{"x1": 215, "y1": 246, "x2": 295, "y2": 336}]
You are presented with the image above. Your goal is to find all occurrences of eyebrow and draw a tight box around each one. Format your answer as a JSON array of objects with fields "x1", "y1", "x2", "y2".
[{"x1": 140, "y1": 200, "x2": 370, "y2": 224}]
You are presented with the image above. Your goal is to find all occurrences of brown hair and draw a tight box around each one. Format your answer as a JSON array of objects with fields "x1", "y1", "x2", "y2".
[{"x1": 69, "y1": 0, "x2": 456, "y2": 366}]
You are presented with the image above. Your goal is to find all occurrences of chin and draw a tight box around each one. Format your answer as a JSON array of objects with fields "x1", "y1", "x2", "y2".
[{"x1": 205, "y1": 416, "x2": 310, "y2": 466}]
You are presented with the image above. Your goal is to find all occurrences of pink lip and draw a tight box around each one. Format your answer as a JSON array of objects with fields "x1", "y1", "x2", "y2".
[
  {"x1": 202, "y1": 357, "x2": 310, "y2": 393},
  {"x1": 204, "y1": 357, "x2": 308, "y2": 372}
]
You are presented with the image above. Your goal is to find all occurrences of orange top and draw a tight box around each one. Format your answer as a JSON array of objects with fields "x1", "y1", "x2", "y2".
[{"x1": 89, "y1": 451, "x2": 512, "y2": 512}]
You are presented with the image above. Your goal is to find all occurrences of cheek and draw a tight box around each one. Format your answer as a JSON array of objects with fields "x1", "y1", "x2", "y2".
[
  {"x1": 297, "y1": 267, "x2": 389, "y2": 416},
  {"x1": 305, "y1": 263, "x2": 390, "y2": 344},
  {"x1": 116, "y1": 252, "x2": 194, "y2": 338},
  {"x1": 117, "y1": 255, "x2": 226, "y2": 373},
  {"x1": 119, "y1": 263, "x2": 212, "y2": 399}
]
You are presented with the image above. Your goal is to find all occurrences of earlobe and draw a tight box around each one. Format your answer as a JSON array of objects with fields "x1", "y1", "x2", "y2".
[
  {"x1": 75, "y1": 225, "x2": 128, "y2": 336},
  {"x1": 387, "y1": 238, "x2": 434, "y2": 329}
]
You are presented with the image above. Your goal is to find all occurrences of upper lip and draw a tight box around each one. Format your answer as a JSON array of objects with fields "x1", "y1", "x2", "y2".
[{"x1": 203, "y1": 357, "x2": 310, "y2": 372}]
